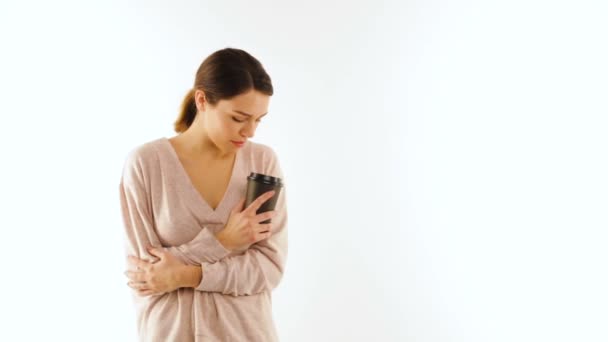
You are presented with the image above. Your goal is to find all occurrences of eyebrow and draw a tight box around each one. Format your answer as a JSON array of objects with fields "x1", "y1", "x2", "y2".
[{"x1": 233, "y1": 110, "x2": 268, "y2": 118}]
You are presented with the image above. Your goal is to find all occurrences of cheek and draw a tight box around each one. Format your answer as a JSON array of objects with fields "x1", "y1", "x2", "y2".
[
  {"x1": 214, "y1": 117, "x2": 231, "y2": 131},
  {"x1": 217, "y1": 120, "x2": 240, "y2": 137}
]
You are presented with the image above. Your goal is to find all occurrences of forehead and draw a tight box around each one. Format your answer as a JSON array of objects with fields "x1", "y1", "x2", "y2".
[{"x1": 218, "y1": 90, "x2": 270, "y2": 113}]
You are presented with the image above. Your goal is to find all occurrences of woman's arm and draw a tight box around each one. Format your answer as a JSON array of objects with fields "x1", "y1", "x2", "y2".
[
  {"x1": 122, "y1": 146, "x2": 289, "y2": 297},
  {"x1": 192, "y1": 148, "x2": 289, "y2": 296},
  {"x1": 119, "y1": 152, "x2": 231, "y2": 270},
  {"x1": 139, "y1": 199, "x2": 286, "y2": 296},
  {"x1": 195, "y1": 223, "x2": 287, "y2": 296}
]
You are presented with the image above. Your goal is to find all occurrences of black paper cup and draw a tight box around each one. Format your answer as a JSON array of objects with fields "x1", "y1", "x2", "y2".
[{"x1": 245, "y1": 172, "x2": 283, "y2": 224}]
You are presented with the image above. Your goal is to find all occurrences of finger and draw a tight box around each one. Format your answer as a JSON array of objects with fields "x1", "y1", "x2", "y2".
[
  {"x1": 255, "y1": 230, "x2": 272, "y2": 241},
  {"x1": 134, "y1": 287, "x2": 154, "y2": 296},
  {"x1": 125, "y1": 270, "x2": 145, "y2": 282},
  {"x1": 256, "y1": 222, "x2": 272, "y2": 233},
  {"x1": 138, "y1": 290, "x2": 156, "y2": 297},
  {"x1": 127, "y1": 281, "x2": 148, "y2": 291},
  {"x1": 128, "y1": 256, "x2": 146, "y2": 270},
  {"x1": 147, "y1": 246, "x2": 163, "y2": 258},
  {"x1": 253, "y1": 210, "x2": 276, "y2": 224},
  {"x1": 244, "y1": 190, "x2": 275, "y2": 214},
  {"x1": 232, "y1": 196, "x2": 246, "y2": 214}
]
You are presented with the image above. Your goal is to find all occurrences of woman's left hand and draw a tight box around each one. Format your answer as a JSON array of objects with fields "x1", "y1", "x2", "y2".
[{"x1": 125, "y1": 247, "x2": 187, "y2": 297}]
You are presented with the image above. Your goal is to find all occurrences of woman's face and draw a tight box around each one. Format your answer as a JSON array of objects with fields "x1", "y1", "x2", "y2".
[{"x1": 195, "y1": 88, "x2": 269, "y2": 153}]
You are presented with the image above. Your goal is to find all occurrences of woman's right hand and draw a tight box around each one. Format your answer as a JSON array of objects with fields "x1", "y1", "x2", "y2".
[{"x1": 215, "y1": 190, "x2": 277, "y2": 252}]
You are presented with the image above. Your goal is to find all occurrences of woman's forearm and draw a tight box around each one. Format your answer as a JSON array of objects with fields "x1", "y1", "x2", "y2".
[{"x1": 179, "y1": 264, "x2": 202, "y2": 288}]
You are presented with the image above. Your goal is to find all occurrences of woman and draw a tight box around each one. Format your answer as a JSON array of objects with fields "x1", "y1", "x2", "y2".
[{"x1": 118, "y1": 47, "x2": 288, "y2": 341}]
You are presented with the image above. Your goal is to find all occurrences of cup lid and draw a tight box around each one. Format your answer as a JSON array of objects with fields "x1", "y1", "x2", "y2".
[{"x1": 248, "y1": 172, "x2": 283, "y2": 186}]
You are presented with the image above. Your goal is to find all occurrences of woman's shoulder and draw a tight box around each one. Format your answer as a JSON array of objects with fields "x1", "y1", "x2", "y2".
[
  {"x1": 247, "y1": 140, "x2": 279, "y2": 160},
  {"x1": 246, "y1": 141, "x2": 283, "y2": 177},
  {"x1": 122, "y1": 137, "x2": 166, "y2": 170}
]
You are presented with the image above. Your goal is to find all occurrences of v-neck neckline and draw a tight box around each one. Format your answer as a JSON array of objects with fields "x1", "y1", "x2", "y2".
[{"x1": 162, "y1": 137, "x2": 242, "y2": 215}]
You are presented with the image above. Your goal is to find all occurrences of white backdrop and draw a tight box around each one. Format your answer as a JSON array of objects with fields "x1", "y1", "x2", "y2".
[{"x1": 1, "y1": 0, "x2": 607, "y2": 341}]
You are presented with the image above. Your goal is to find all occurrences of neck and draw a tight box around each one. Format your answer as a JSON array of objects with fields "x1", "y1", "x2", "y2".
[{"x1": 174, "y1": 125, "x2": 234, "y2": 161}]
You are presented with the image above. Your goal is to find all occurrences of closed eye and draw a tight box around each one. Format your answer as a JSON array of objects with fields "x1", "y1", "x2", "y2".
[{"x1": 232, "y1": 117, "x2": 262, "y2": 123}]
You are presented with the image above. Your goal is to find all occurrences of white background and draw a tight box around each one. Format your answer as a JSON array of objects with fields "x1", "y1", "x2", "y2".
[{"x1": 1, "y1": 0, "x2": 607, "y2": 341}]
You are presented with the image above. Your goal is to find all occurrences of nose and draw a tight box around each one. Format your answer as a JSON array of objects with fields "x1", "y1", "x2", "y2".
[{"x1": 240, "y1": 121, "x2": 256, "y2": 139}]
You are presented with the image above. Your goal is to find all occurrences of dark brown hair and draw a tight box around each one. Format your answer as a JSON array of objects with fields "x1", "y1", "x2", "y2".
[{"x1": 174, "y1": 48, "x2": 274, "y2": 133}]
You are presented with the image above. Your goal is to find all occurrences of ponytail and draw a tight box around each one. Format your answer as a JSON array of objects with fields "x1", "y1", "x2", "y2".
[{"x1": 174, "y1": 88, "x2": 197, "y2": 133}]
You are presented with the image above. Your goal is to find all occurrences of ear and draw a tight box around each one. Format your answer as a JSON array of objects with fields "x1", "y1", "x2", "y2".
[{"x1": 194, "y1": 89, "x2": 207, "y2": 111}]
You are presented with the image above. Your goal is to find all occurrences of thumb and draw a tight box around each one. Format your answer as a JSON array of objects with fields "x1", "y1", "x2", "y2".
[
  {"x1": 147, "y1": 246, "x2": 162, "y2": 258},
  {"x1": 232, "y1": 196, "x2": 246, "y2": 214}
]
